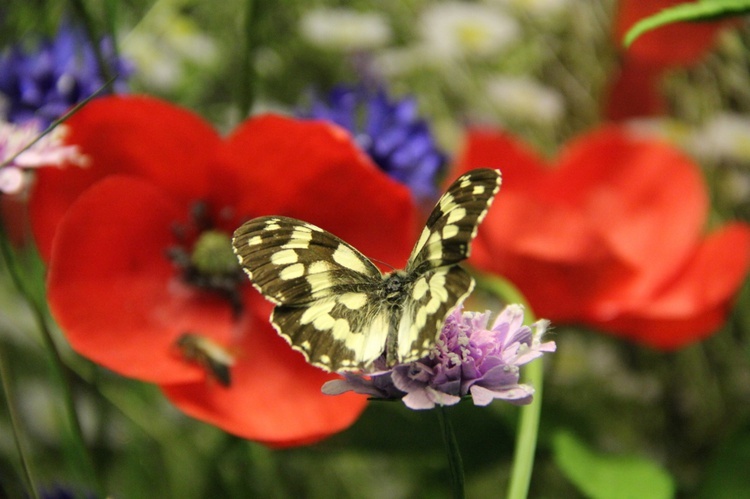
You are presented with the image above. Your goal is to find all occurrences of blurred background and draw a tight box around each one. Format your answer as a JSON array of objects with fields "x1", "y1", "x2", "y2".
[{"x1": 1, "y1": 0, "x2": 750, "y2": 497}]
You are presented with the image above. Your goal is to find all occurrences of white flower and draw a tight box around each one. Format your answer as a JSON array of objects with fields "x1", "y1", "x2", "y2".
[
  {"x1": 300, "y1": 8, "x2": 392, "y2": 51},
  {"x1": 624, "y1": 117, "x2": 692, "y2": 147},
  {"x1": 486, "y1": 76, "x2": 564, "y2": 124},
  {"x1": 0, "y1": 120, "x2": 87, "y2": 194},
  {"x1": 692, "y1": 113, "x2": 750, "y2": 162},
  {"x1": 419, "y1": 2, "x2": 520, "y2": 59}
]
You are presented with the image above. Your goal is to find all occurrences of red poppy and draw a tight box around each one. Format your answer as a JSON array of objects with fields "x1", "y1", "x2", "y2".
[
  {"x1": 30, "y1": 95, "x2": 418, "y2": 446},
  {"x1": 606, "y1": 0, "x2": 739, "y2": 120},
  {"x1": 454, "y1": 126, "x2": 750, "y2": 350}
]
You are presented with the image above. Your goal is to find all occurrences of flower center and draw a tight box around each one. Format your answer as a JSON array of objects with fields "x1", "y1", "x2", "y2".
[
  {"x1": 167, "y1": 204, "x2": 246, "y2": 315},
  {"x1": 190, "y1": 230, "x2": 239, "y2": 276}
]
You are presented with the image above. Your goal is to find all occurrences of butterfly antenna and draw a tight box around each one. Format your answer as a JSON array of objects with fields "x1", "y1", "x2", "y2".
[{"x1": 371, "y1": 257, "x2": 396, "y2": 271}]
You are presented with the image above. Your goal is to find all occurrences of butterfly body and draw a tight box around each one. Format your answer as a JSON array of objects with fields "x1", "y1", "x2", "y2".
[{"x1": 233, "y1": 168, "x2": 501, "y2": 372}]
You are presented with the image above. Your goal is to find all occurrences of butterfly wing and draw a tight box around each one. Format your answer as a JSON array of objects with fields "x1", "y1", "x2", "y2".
[
  {"x1": 406, "y1": 168, "x2": 502, "y2": 275},
  {"x1": 395, "y1": 265, "x2": 474, "y2": 363},
  {"x1": 393, "y1": 168, "x2": 502, "y2": 362},
  {"x1": 232, "y1": 216, "x2": 388, "y2": 371}
]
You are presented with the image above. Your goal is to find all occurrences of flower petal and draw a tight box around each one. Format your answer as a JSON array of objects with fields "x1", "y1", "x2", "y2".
[
  {"x1": 553, "y1": 128, "x2": 708, "y2": 301},
  {"x1": 454, "y1": 128, "x2": 547, "y2": 191},
  {"x1": 31, "y1": 95, "x2": 221, "y2": 260},
  {"x1": 214, "y1": 114, "x2": 417, "y2": 268},
  {"x1": 470, "y1": 384, "x2": 533, "y2": 406},
  {"x1": 593, "y1": 223, "x2": 750, "y2": 349},
  {"x1": 161, "y1": 320, "x2": 368, "y2": 447},
  {"x1": 46, "y1": 175, "x2": 233, "y2": 383},
  {"x1": 470, "y1": 191, "x2": 636, "y2": 321},
  {"x1": 614, "y1": 0, "x2": 737, "y2": 67}
]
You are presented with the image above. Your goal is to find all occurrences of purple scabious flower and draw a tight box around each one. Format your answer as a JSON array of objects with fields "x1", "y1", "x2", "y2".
[
  {"x1": 300, "y1": 86, "x2": 447, "y2": 203},
  {"x1": 0, "y1": 23, "x2": 131, "y2": 126},
  {"x1": 323, "y1": 304, "x2": 556, "y2": 410}
]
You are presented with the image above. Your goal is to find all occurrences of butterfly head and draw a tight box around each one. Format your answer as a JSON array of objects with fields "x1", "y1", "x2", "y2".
[{"x1": 382, "y1": 270, "x2": 411, "y2": 303}]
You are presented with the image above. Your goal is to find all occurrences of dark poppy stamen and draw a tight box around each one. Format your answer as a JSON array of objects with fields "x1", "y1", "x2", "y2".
[{"x1": 167, "y1": 203, "x2": 246, "y2": 315}]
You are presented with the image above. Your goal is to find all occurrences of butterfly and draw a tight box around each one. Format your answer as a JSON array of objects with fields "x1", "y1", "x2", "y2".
[{"x1": 232, "y1": 168, "x2": 501, "y2": 372}]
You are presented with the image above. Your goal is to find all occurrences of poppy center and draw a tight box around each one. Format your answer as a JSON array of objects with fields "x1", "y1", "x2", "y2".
[
  {"x1": 167, "y1": 203, "x2": 246, "y2": 315},
  {"x1": 191, "y1": 230, "x2": 238, "y2": 276}
]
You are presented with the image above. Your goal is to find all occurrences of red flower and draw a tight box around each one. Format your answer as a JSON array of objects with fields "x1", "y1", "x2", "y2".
[
  {"x1": 30, "y1": 95, "x2": 418, "y2": 446},
  {"x1": 606, "y1": 0, "x2": 739, "y2": 120},
  {"x1": 454, "y1": 126, "x2": 750, "y2": 350}
]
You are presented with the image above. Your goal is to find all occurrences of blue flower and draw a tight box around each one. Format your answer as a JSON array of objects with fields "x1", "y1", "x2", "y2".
[
  {"x1": 0, "y1": 23, "x2": 131, "y2": 126},
  {"x1": 301, "y1": 86, "x2": 447, "y2": 202}
]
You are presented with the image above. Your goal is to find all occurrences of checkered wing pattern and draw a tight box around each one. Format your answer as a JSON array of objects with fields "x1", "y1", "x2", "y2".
[
  {"x1": 233, "y1": 216, "x2": 388, "y2": 371},
  {"x1": 406, "y1": 168, "x2": 502, "y2": 275},
  {"x1": 396, "y1": 168, "x2": 501, "y2": 362},
  {"x1": 232, "y1": 168, "x2": 502, "y2": 372}
]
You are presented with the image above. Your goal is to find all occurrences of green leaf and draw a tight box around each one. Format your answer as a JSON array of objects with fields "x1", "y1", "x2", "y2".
[
  {"x1": 697, "y1": 429, "x2": 750, "y2": 498},
  {"x1": 623, "y1": 0, "x2": 750, "y2": 48},
  {"x1": 552, "y1": 431, "x2": 675, "y2": 499}
]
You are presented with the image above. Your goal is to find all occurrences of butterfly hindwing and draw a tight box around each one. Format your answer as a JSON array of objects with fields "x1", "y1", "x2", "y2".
[
  {"x1": 396, "y1": 266, "x2": 474, "y2": 363},
  {"x1": 272, "y1": 298, "x2": 389, "y2": 371},
  {"x1": 407, "y1": 168, "x2": 501, "y2": 275},
  {"x1": 233, "y1": 216, "x2": 389, "y2": 370}
]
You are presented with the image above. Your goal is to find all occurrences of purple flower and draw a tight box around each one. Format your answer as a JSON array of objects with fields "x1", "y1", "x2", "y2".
[
  {"x1": 323, "y1": 305, "x2": 556, "y2": 410},
  {"x1": 0, "y1": 23, "x2": 131, "y2": 126},
  {"x1": 300, "y1": 85, "x2": 447, "y2": 202}
]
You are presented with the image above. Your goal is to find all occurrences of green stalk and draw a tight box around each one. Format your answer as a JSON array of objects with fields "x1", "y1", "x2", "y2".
[
  {"x1": 506, "y1": 354, "x2": 543, "y2": 499},
  {"x1": 437, "y1": 405, "x2": 465, "y2": 499},
  {"x1": 0, "y1": 228, "x2": 104, "y2": 495},
  {"x1": 238, "y1": 0, "x2": 257, "y2": 117},
  {"x1": 0, "y1": 77, "x2": 115, "y2": 170},
  {"x1": 67, "y1": 0, "x2": 115, "y2": 84},
  {"x1": 0, "y1": 343, "x2": 40, "y2": 499},
  {"x1": 473, "y1": 273, "x2": 543, "y2": 499}
]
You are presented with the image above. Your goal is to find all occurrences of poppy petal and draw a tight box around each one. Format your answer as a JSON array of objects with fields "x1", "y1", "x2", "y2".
[
  {"x1": 47, "y1": 175, "x2": 236, "y2": 383},
  {"x1": 594, "y1": 223, "x2": 750, "y2": 349},
  {"x1": 161, "y1": 318, "x2": 368, "y2": 447},
  {"x1": 31, "y1": 95, "x2": 221, "y2": 260},
  {"x1": 213, "y1": 114, "x2": 417, "y2": 269},
  {"x1": 614, "y1": 0, "x2": 736, "y2": 67},
  {"x1": 455, "y1": 125, "x2": 750, "y2": 348},
  {"x1": 604, "y1": 60, "x2": 667, "y2": 120},
  {"x1": 471, "y1": 192, "x2": 636, "y2": 321},
  {"x1": 552, "y1": 128, "x2": 708, "y2": 300},
  {"x1": 452, "y1": 128, "x2": 547, "y2": 191}
]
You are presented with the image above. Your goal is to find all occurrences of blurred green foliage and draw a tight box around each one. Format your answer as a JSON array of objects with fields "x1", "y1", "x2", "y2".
[{"x1": 2, "y1": 0, "x2": 750, "y2": 497}]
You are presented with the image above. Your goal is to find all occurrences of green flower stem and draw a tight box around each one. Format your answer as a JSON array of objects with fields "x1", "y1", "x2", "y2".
[
  {"x1": 238, "y1": 0, "x2": 257, "y2": 118},
  {"x1": 437, "y1": 405, "x2": 465, "y2": 499},
  {"x1": 507, "y1": 349, "x2": 543, "y2": 499},
  {"x1": 473, "y1": 273, "x2": 543, "y2": 499},
  {"x1": 67, "y1": 0, "x2": 116, "y2": 83},
  {"x1": 0, "y1": 343, "x2": 39, "y2": 499},
  {"x1": 0, "y1": 78, "x2": 115, "y2": 170},
  {"x1": 0, "y1": 229, "x2": 104, "y2": 495}
]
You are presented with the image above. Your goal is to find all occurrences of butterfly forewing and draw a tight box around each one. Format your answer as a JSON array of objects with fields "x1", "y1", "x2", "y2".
[
  {"x1": 407, "y1": 168, "x2": 501, "y2": 275},
  {"x1": 233, "y1": 216, "x2": 382, "y2": 306}
]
